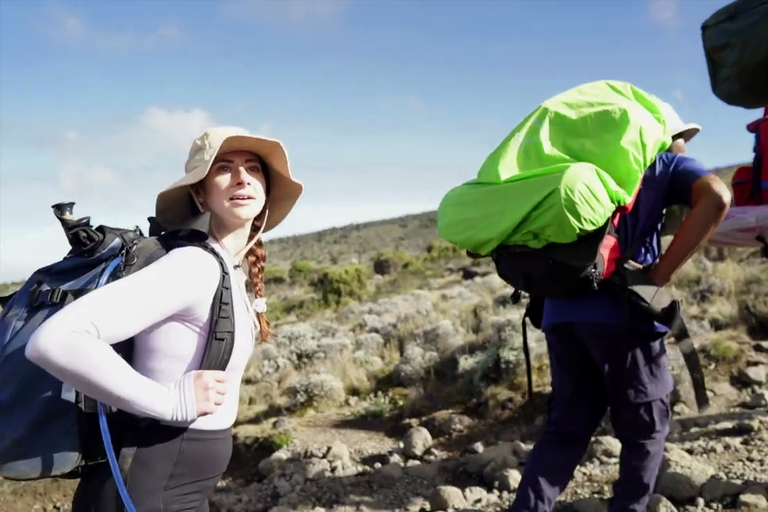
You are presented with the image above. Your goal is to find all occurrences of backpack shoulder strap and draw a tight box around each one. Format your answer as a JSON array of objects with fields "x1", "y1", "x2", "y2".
[
  {"x1": 156, "y1": 229, "x2": 236, "y2": 372},
  {"x1": 193, "y1": 243, "x2": 236, "y2": 372}
]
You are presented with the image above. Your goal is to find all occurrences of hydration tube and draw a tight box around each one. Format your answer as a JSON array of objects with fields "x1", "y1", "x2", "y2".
[{"x1": 94, "y1": 255, "x2": 136, "y2": 512}]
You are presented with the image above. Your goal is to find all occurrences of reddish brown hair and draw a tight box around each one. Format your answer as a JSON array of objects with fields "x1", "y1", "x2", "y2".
[
  {"x1": 245, "y1": 153, "x2": 272, "y2": 343},
  {"x1": 245, "y1": 221, "x2": 271, "y2": 343}
]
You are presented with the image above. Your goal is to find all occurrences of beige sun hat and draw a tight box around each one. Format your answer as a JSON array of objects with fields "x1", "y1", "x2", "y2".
[
  {"x1": 658, "y1": 101, "x2": 702, "y2": 142},
  {"x1": 155, "y1": 126, "x2": 303, "y2": 233}
]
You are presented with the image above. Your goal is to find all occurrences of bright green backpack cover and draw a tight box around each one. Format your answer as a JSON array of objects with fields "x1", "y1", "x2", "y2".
[{"x1": 437, "y1": 80, "x2": 673, "y2": 255}]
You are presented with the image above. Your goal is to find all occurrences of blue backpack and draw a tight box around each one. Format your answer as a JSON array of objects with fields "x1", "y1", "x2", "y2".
[{"x1": 0, "y1": 202, "x2": 236, "y2": 511}]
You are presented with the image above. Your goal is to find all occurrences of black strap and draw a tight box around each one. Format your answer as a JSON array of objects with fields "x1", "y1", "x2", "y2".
[
  {"x1": 521, "y1": 306, "x2": 534, "y2": 401},
  {"x1": 608, "y1": 203, "x2": 708, "y2": 414},
  {"x1": 750, "y1": 126, "x2": 763, "y2": 201},
  {"x1": 193, "y1": 243, "x2": 236, "y2": 372},
  {"x1": 518, "y1": 294, "x2": 545, "y2": 402},
  {"x1": 607, "y1": 267, "x2": 710, "y2": 412},
  {"x1": 153, "y1": 229, "x2": 237, "y2": 372}
]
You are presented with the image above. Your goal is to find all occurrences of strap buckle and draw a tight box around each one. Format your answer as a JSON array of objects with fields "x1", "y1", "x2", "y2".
[{"x1": 30, "y1": 287, "x2": 66, "y2": 308}]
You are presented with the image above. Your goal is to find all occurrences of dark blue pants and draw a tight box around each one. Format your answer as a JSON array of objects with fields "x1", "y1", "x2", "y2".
[{"x1": 508, "y1": 322, "x2": 673, "y2": 512}]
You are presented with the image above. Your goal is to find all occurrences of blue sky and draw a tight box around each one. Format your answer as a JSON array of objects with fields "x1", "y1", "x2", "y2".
[{"x1": 0, "y1": 0, "x2": 762, "y2": 281}]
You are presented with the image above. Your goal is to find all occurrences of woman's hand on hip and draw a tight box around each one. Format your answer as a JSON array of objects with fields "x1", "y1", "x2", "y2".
[{"x1": 191, "y1": 370, "x2": 228, "y2": 416}]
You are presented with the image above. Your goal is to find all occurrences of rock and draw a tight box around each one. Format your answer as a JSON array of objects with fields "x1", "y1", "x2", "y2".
[
  {"x1": 423, "y1": 411, "x2": 475, "y2": 438},
  {"x1": 303, "y1": 457, "x2": 332, "y2": 480},
  {"x1": 587, "y1": 436, "x2": 621, "y2": 460},
  {"x1": 739, "y1": 365, "x2": 768, "y2": 386},
  {"x1": 429, "y1": 485, "x2": 467, "y2": 510},
  {"x1": 655, "y1": 445, "x2": 716, "y2": 502},
  {"x1": 494, "y1": 468, "x2": 522, "y2": 492},
  {"x1": 701, "y1": 476, "x2": 744, "y2": 502},
  {"x1": 464, "y1": 486, "x2": 489, "y2": 507},
  {"x1": 673, "y1": 403, "x2": 693, "y2": 417},
  {"x1": 372, "y1": 463, "x2": 403, "y2": 487},
  {"x1": 325, "y1": 441, "x2": 352, "y2": 468},
  {"x1": 403, "y1": 426, "x2": 433, "y2": 458},
  {"x1": 405, "y1": 459, "x2": 443, "y2": 480},
  {"x1": 462, "y1": 442, "x2": 520, "y2": 477},
  {"x1": 272, "y1": 417, "x2": 291, "y2": 430},
  {"x1": 737, "y1": 489, "x2": 768, "y2": 510},
  {"x1": 462, "y1": 267, "x2": 480, "y2": 280},
  {"x1": 258, "y1": 449, "x2": 292, "y2": 477},
  {"x1": 467, "y1": 441, "x2": 484, "y2": 454},
  {"x1": 571, "y1": 497, "x2": 607, "y2": 512},
  {"x1": 493, "y1": 292, "x2": 514, "y2": 309},
  {"x1": 647, "y1": 494, "x2": 678, "y2": 511},
  {"x1": 709, "y1": 381, "x2": 741, "y2": 399}
]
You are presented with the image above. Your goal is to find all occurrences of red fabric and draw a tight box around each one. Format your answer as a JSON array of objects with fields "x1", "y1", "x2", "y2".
[
  {"x1": 600, "y1": 182, "x2": 643, "y2": 278},
  {"x1": 732, "y1": 164, "x2": 768, "y2": 206},
  {"x1": 599, "y1": 232, "x2": 622, "y2": 278},
  {"x1": 732, "y1": 106, "x2": 768, "y2": 207}
]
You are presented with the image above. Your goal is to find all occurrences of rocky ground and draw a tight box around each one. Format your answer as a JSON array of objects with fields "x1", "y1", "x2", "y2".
[{"x1": 1, "y1": 247, "x2": 767, "y2": 512}]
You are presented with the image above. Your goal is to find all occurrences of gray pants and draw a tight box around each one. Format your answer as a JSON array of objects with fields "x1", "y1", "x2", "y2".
[
  {"x1": 72, "y1": 417, "x2": 232, "y2": 512},
  {"x1": 508, "y1": 322, "x2": 673, "y2": 512}
]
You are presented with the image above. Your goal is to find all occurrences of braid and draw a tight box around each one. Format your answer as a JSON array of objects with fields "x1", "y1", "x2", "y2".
[{"x1": 245, "y1": 220, "x2": 271, "y2": 343}]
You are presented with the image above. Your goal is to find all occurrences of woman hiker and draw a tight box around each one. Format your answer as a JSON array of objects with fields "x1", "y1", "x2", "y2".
[{"x1": 25, "y1": 126, "x2": 304, "y2": 511}]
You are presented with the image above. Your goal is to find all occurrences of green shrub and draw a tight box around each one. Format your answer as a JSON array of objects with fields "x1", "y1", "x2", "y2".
[
  {"x1": 264, "y1": 431, "x2": 293, "y2": 451},
  {"x1": 263, "y1": 266, "x2": 288, "y2": 285},
  {"x1": 289, "y1": 260, "x2": 318, "y2": 282},
  {"x1": 372, "y1": 250, "x2": 423, "y2": 275},
  {"x1": 270, "y1": 296, "x2": 325, "y2": 321},
  {"x1": 425, "y1": 239, "x2": 461, "y2": 260},
  {"x1": 311, "y1": 264, "x2": 371, "y2": 307}
]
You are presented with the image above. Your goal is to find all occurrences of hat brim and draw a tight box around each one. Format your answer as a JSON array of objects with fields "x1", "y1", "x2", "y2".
[
  {"x1": 155, "y1": 134, "x2": 303, "y2": 233},
  {"x1": 673, "y1": 123, "x2": 702, "y2": 143}
]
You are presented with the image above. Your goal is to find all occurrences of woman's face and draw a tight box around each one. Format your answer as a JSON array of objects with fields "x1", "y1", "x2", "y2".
[{"x1": 197, "y1": 150, "x2": 268, "y2": 229}]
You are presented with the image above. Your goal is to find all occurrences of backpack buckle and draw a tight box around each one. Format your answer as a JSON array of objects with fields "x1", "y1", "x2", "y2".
[{"x1": 30, "y1": 287, "x2": 66, "y2": 308}]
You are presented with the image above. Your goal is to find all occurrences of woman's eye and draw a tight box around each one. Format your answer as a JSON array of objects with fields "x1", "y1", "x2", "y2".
[{"x1": 247, "y1": 166, "x2": 262, "y2": 174}]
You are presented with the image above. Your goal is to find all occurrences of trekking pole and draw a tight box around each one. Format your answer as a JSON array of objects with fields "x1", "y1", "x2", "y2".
[{"x1": 51, "y1": 202, "x2": 102, "y2": 255}]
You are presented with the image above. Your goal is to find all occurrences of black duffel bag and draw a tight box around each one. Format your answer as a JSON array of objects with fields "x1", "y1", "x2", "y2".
[{"x1": 701, "y1": 0, "x2": 768, "y2": 109}]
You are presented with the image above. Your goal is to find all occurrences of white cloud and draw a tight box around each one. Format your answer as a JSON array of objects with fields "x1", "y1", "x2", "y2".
[
  {"x1": 221, "y1": 0, "x2": 352, "y2": 26},
  {"x1": 54, "y1": 106, "x2": 215, "y2": 197},
  {"x1": 40, "y1": 1, "x2": 185, "y2": 50},
  {"x1": 0, "y1": 106, "x2": 223, "y2": 282},
  {"x1": 673, "y1": 88, "x2": 686, "y2": 104},
  {"x1": 0, "y1": 103, "x2": 448, "y2": 283},
  {"x1": 648, "y1": 0, "x2": 679, "y2": 29}
]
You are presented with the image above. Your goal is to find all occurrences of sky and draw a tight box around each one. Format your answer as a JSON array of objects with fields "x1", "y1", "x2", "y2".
[{"x1": 0, "y1": 0, "x2": 763, "y2": 282}]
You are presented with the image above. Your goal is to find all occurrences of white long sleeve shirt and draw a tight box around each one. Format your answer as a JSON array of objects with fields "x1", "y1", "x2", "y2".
[{"x1": 25, "y1": 238, "x2": 257, "y2": 430}]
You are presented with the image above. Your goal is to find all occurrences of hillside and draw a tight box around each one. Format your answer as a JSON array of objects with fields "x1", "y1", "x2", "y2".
[
  {"x1": 1, "y1": 161, "x2": 767, "y2": 512},
  {"x1": 266, "y1": 210, "x2": 440, "y2": 268}
]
